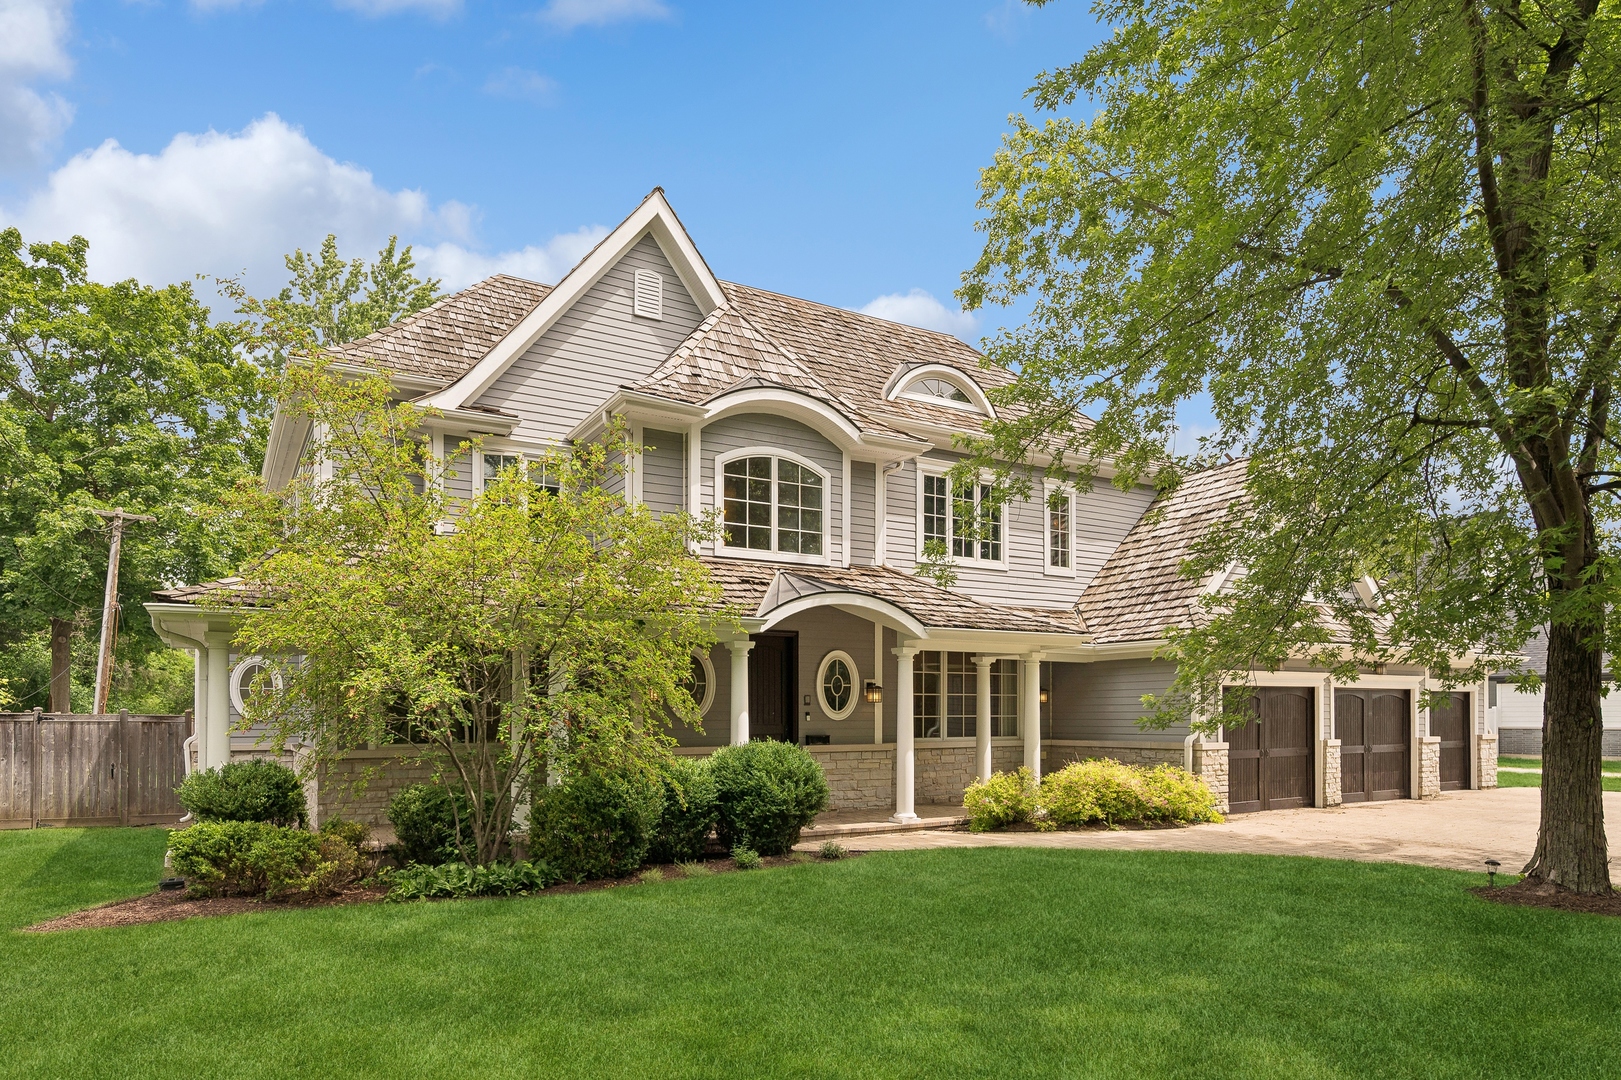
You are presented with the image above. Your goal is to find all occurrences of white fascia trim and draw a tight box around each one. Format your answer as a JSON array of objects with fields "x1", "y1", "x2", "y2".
[
  {"x1": 419, "y1": 408, "x2": 519, "y2": 436},
  {"x1": 568, "y1": 389, "x2": 706, "y2": 443},
  {"x1": 425, "y1": 191, "x2": 727, "y2": 412},
  {"x1": 261, "y1": 408, "x2": 312, "y2": 491},
  {"x1": 916, "y1": 628, "x2": 1093, "y2": 653},
  {"x1": 702, "y1": 386, "x2": 866, "y2": 450},
  {"x1": 759, "y1": 592, "x2": 929, "y2": 639}
]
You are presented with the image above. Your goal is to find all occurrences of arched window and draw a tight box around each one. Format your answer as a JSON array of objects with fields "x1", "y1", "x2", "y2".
[
  {"x1": 229, "y1": 655, "x2": 283, "y2": 716},
  {"x1": 817, "y1": 650, "x2": 859, "y2": 720},
  {"x1": 684, "y1": 651, "x2": 716, "y2": 715},
  {"x1": 720, "y1": 453, "x2": 826, "y2": 556}
]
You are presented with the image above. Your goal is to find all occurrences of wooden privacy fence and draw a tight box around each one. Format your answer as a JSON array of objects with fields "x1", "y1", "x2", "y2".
[{"x1": 0, "y1": 710, "x2": 191, "y2": 828}]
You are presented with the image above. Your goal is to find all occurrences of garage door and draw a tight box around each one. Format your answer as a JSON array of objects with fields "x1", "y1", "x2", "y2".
[
  {"x1": 1224, "y1": 687, "x2": 1315, "y2": 813},
  {"x1": 1430, "y1": 692, "x2": 1471, "y2": 791},
  {"x1": 1335, "y1": 689, "x2": 1410, "y2": 802}
]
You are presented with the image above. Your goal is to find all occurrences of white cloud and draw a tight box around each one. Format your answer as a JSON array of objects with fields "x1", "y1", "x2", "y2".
[
  {"x1": 483, "y1": 67, "x2": 558, "y2": 105},
  {"x1": 538, "y1": 0, "x2": 669, "y2": 31},
  {"x1": 0, "y1": 0, "x2": 75, "y2": 170},
  {"x1": 0, "y1": 112, "x2": 604, "y2": 298},
  {"x1": 332, "y1": 0, "x2": 461, "y2": 16},
  {"x1": 858, "y1": 289, "x2": 978, "y2": 339}
]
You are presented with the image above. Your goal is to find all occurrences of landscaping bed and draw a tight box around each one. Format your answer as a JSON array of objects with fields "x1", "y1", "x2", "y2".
[{"x1": 1472, "y1": 878, "x2": 1621, "y2": 918}]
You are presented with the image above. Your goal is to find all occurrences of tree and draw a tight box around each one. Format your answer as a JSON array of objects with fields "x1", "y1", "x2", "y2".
[
  {"x1": 960, "y1": 0, "x2": 1619, "y2": 891},
  {"x1": 0, "y1": 229, "x2": 268, "y2": 712},
  {"x1": 220, "y1": 364, "x2": 723, "y2": 865}
]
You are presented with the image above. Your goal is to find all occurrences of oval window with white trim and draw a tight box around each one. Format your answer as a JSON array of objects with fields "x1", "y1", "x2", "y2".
[
  {"x1": 817, "y1": 650, "x2": 859, "y2": 720},
  {"x1": 229, "y1": 655, "x2": 283, "y2": 716},
  {"x1": 684, "y1": 650, "x2": 716, "y2": 716}
]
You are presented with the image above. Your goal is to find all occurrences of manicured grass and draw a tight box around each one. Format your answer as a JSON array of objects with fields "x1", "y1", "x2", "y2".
[
  {"x1": 1498, "y1": 770, "x2": 1621, "y2": 790},
  {"x1": 3, "y1": 832, "x2": 1619, "y2": 1078},
  {"x1": 1500, "y1": 755, "x2": 1621, "y2": 772},
  {"x1": 0, "y1": 826, "x2": 171, "y2": 930}
]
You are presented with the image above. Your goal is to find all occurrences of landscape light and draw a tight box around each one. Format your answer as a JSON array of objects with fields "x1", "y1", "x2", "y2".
[{"x1": 1485, "y1": 858, "x2": 1501, "y2": 887}]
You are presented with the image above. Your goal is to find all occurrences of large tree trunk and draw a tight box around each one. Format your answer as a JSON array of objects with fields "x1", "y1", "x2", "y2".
[
  {"x1": 1522, "y1": 619, "x2": 1612, "y2": 893},
  {"x1": 49, "y1": 617, "x2": 73, "y2": 714}
]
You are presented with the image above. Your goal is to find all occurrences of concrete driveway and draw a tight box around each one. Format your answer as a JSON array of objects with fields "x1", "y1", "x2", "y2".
[{"x1": 835, "y1": 787, "x2": 1621, "y2": 876}]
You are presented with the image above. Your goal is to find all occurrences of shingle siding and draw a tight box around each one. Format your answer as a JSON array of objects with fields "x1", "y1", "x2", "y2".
[
  {"x1": 473, "y1": 235, "x2": 705, "y2": 443},
  {"x1": 641, "y1": 428, "x2": 686, "y2": 515}
]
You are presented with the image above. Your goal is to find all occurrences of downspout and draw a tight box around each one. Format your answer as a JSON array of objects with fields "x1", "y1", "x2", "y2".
[{"x1": 1184, "y1": 729, "x2": 1197, "y2": 773}]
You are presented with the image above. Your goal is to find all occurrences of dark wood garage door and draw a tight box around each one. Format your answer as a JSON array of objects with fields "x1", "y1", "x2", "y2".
[
  {"x1": 1335, "y1": 689, "x2": 1410, "y2": 802},
  {"x1": 1430, "y1": 692, "x2": 1471, "y2": 791},
  {"x1": 1224, "y1": 687, "x2": 1315, "y2": 814}
]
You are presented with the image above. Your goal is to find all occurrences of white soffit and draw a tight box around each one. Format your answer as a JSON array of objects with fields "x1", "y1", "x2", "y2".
[{"x1": 423, "y1": 189, "x2": 727, "y2": 412}]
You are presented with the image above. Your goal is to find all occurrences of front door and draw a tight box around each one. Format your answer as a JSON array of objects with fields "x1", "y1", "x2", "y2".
[
  {"x1": 748, "y1": 632, "x2": 798, "y2": 743},
  {"x1": 1431, "y1": 691, "x2": 1471, "y2": 791},
  {"x1": 1224, "y1": 687, "x2": 1315, "y2": 813},
  {"x1": 1335, "y1": 688, "x2": 1410, "y2": 802}
]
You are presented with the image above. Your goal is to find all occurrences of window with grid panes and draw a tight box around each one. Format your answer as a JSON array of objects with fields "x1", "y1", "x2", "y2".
[
  {"x1": 1049, "y1": 491, "x2": 1072, "y2": 568},
  {"x1": 922, "y1": 474, "x2": 948, "y2": 546},
  {"x1": 775, "y1": 459, "x2": 823, "y2": 554},
  {"x1": 990, "y1": 659, "x2": 1019, "y2": 736},
  {"x1": 912, "y1": 651, "x2": 942, "y2": 738},
  {"x1": 942, "y1": 479, "x2": 1003, "y2": 562},
  {"x1": 944, "y1": 652, "x2": 976, "y2": 738},
  {"x1": 722, "y1": 455, "x2": 824, "y2": 555},
  {"x1": 722, "y1": 457, "x2": 773, "y2": 550}
]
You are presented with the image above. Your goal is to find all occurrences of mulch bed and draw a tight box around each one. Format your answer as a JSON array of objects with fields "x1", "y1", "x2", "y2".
[
  {"x1": 1471, "y1": 878, "x2": 1621, "y2": 917},
  {"x1": 23, "y1": 851, "x2": 858, "y2": 933}
]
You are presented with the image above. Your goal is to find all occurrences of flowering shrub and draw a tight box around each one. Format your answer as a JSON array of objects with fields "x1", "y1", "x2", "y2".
[
  {"x1": 963, "y1": 767, "x2": 1040, "y2": 832},
  {"x1": 963, "y1": 760, "x2": 1222, "y2": 832}
]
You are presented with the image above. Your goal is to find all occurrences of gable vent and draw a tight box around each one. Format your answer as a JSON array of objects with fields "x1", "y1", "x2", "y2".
[{"x1": 633, "y1": 269, "x2": 664, "y2": 320}]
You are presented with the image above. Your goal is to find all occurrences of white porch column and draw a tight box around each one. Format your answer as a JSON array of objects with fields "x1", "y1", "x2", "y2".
[
  {"x1": 872, "y1": 622, "x2": 885, "y2": 745},
  {"x1": 974, "y1": 655, "x2": 994, "y2": 782},
  {"x1": 728, "y1": 639, "x2": 755, "y2": 746},
  {"x1": 205, "y1": 635, "x2": 232, "y2": 769},
  {"x1": 892, "y1": 644, "x2": 918, "y2": 823},
  {"x1": 1021, "y1": 652, "x2": 1043, "y2": 781}
]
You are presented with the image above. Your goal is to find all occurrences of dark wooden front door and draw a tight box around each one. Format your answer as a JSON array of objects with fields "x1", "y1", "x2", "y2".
[
  {"x1": 748, "y1": 632, "x2": 797, "y2": 743},
  {"x1": 1431, "y1": 691, "x2": 1471, "y2": 791},
  {"x1": 1225, "y1": 687, "x2": 1315, "y2": 813},
  {"x1": 1335, "y1": 688, "x2": 1410, "y2": 802}
]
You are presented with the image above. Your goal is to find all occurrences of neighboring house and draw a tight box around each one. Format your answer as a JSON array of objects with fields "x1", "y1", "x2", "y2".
[
  {"x1": 144, "y1": 190, "x2": 1496, "y2": 824},
  {"x1": 1489, "y1": 629, "x2": 1621, "y2": 756}
]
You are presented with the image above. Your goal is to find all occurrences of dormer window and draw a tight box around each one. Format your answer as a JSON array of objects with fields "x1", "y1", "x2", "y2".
[
  {"x1": 913, "y1": 377, "x2": 971, "y2": 404},
  {"x1": 889, "y1": 365, "x2": 993, "y2": 416}
]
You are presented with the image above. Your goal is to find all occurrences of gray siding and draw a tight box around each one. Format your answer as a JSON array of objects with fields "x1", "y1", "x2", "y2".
[
  {"x1": 883, "y1": 459, "x2": 917, "y2": 571},
  {"x1": 473, "y1": 234, "x2": 707, "y2": 442},
  {"x1": 641, "y1": 428, "x2": 686, "y2": 515},
  {"x1": 442, "y1": 435, "x2": 474, "y2": 501},
  {"x1": 674, "y1": 643, "x2": 731, "y2": 748},
  {"x1": 849, "y1": 460, "x2": 876, "y2": 565},
  {"x1": 1074, "y1": 483, "x2": 1157, "y2": 590},
  {"x1": 792, "y1": 608, "x2": 882, "y2": 745},
  {"x1": 700, "y1": 413, "x2": 844, "y2": 563},
  {"x1": 1049, "y1": 658, "x2": 1186, "y2": 743}
]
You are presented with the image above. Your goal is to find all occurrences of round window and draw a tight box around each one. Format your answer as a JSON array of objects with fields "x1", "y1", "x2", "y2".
[
  {"x1": 228, "y1": 655, "x2": 282, "y2": 716},
  {"x1": 817, "y1": 650, "x2": 859, "y2": 721},
  {"x1": 684, "y1": 651, "x2": 716, "y2": 715}
]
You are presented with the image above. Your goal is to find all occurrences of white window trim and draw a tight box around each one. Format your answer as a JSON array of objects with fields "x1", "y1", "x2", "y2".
[
  {"x1": 229, "y1": 655, "x2": 283, "y2": 716},
  {"x1": 473, "y1": 447, "x2": 523, "y2": 496},
  {"x1": 1042, "y1": 480, "x2": 1077, "y2": 578},
  {"x1": 915, "y1": 464, "x2": 1009, "y2": 570},
  {"x1": 714, "y1": 446, "x2": 833, "y2": 565},
  {"x1": 884, "y1": 363, "x2": 996, "y2": 418},
  {"x1": 909, "y1": 651, "x2": 1021, "y2": 740},
  {"x1": 690, "y1": 650, "x2": 716, "y2": 716},
  {"x1": 817, "y1": 650, "x2": 860, "y2": 721}
]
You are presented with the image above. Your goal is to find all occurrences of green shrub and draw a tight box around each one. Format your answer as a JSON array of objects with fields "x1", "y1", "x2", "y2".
[
  {"x1": 177, "y1": 759, "x2": 306, "y2": 827},
  {"x1": 710, "y1": 741, "x2": 829, "y2": 856},
  {"x1": 387, "y1": 784, "x2": 469, "y2": 865},
  {"x1": 532, "y1": 765, "x2": 664, "y2": 881},
  {"x1": 963, "y1": 767, "x2": 1039, "y2": 832},
  {"x1": 817, "y1": 840, "x2": 848, "y2": 860},
  {"x1": 168, "y1": 820, "x2": 365, "y2": 899},
  {"x1": 384, "y1": 860, "x2": 554, "y2": 902},
  {"x1": 1039, "y1": 759, "x2": 1224, "y2": 827},
  {"x1": 731, "y1": 844, "x2": 762, "y2": 870},
  {"x1": 647, "y1": 755, "x2": 718, "y2": 863}
]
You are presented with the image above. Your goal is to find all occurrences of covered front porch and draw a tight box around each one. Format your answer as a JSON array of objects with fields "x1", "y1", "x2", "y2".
[{"x1": 678, "y1": 558, "x2": 1211, "y2": 820}]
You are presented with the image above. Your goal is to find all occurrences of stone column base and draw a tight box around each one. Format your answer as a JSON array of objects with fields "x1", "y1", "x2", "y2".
[
  {"x1": 1419, "y1": 736, "x2": 1441, "y2": 799},
  {"x1": 1192, "y1": 741, "x2": 1229, "y2": 815},
  {"x1": 1477, "y1": 732, "x2": 1498, "y2": 789},
  {"x1": 1323, "y1": 739, "x2": 1343, "y2": 807}
]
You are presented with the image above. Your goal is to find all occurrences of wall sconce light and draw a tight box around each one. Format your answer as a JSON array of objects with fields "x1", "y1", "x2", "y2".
[
  {"x1": 1039, "y1": 689, "x2": 1050, "y2": 704},
  {"x1": 864, "y1": 681, "x2": 883, "y2": 704}
]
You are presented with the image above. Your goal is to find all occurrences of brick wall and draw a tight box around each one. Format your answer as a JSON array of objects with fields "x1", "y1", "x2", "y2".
[
  {"x1": 312, "y1": 751, "x2": 444, "y2": 828},
  {"x1": 916, "y1": 746, "x2": 976, "y2": 802},
  {"x1": 1419, "y1": 736, "x2": 1441, "y2": 799},
  {"x1": 1478, "y1": 732, "x2": 1498, "y2": 789},
  {"x1": 1500, "y1": 727, "x2": 1621, "y2": 756}
]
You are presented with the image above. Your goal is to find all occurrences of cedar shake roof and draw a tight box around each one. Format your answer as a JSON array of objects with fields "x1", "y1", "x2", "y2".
[
  {"x1": 1076, "y1": 460, "x2": 1249, "y2": 644},
  {"x1": 152, "y1": 577, "x2": 271, "y2": 606},
  {"x1": 326, "y1": 275, "x2": 552, "y2": 383},
  {"x1": 701, "y1": 557, "x2": 1084, "y2": 635}
]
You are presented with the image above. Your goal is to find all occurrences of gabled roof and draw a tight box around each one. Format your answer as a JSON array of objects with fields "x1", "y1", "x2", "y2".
[
  {"x1": 326, "y1": 275, "x2": 551, "y2": 384},
  {"x1": 1076, "y1": 460, "x2": 1248, "y2": 644}
]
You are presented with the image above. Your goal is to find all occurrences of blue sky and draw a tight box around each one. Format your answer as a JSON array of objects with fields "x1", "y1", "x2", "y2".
[{"x1": 0, "y1": 0, "x2": 1110, "y2": 341}]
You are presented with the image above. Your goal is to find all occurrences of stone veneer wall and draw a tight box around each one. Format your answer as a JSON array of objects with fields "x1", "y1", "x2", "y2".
[
  {"x1": 1499, "y1": 726, "x2": 1621, "y2": 756},
  {"x1": 1191, "y1": 742, "x2": 1229, "y2": 815},
  {"x1": 313, "y1": 750, "x2": 443, "y2": 828},
  {"x1": 1418, "y1": 736, "x2": 1441, "y2": 799},
  {"x1": 1477, "y1": 733, "x2": 1499, "y2": 789},
  {"x1": 807, "y1": 746, "x2": 894, "y2": 811},
  {"x1": 1323, "y1": 740, "x2": 1343, "y2": 808}
]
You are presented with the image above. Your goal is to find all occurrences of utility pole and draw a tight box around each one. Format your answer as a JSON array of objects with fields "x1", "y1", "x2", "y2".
[{"x1": 90, "y1": 508, "x2": 156, "y2": 715}]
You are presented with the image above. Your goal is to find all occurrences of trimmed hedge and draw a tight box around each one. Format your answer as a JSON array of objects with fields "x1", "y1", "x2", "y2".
[
  {"x1": 532, "y1": 765, "x2": 665, "y2": 881},
  {"x1": 168, "y1": 818, "x2": 367, "y2": 899},
  {"x1": 648, "y1": 755, "x2": 718, "y2": 864},
  {"x1": 964, "y1": 759, "x2": 1223, "y2": 832},
  {"x1": 387, "y1": 784, "x2": 471, "y2": 865},
  {"x1": 177, "y1": 759, "x2": 307, "y2": 827},
  {"x1": 711, "y1": 741, "x2": 829, "y2": 856}
]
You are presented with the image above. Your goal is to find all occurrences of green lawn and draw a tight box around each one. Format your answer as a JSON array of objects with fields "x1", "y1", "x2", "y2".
[
  {"x1": 1499, "y1": 755, "x2": 1621, "y2": 771},
  {"x1": 2, "y1": 830, "x2": 1618, "y2": 1079},
  {"x1": 1496, "y1": 756, "x2": 1621, "y2": 790}
]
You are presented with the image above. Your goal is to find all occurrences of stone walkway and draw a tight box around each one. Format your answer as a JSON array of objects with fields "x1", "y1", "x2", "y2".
[{"x1": 808, "y1": 787, "x2": 1621, "y2": 876}]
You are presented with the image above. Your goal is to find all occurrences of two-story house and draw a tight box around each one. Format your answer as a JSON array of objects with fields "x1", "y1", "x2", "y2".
[{"x1": 146, "y1": 190, "x2": 1497, "y2": 823}]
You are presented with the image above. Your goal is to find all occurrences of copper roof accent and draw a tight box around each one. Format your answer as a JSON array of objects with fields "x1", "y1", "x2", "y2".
[
  {"x1": 326, "y1": 275, "x2": 552, "y2": 383},
  {"x1": 700, "y1": 557, "x2": 1085, "y2": 635},
  {"x1": 1076, "y1": 460, "x2": 1249, "y2": 644}
]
